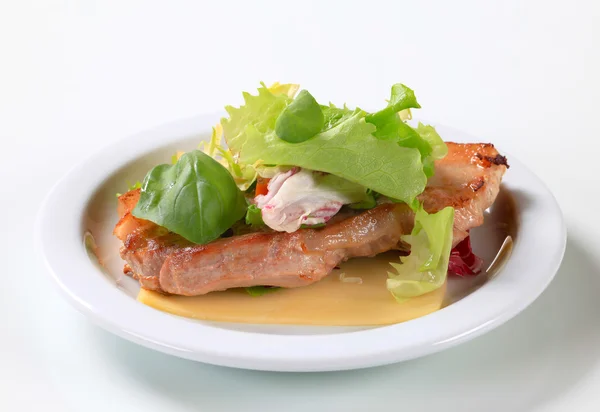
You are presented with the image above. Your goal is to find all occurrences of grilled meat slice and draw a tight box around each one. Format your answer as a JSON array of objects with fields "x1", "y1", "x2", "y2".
[
  {"x1": 159, "y1": 204, "x2": 413, "y2": 295},
  {"x1": 115, "y1": 191, "x2": 411, "y2": 294},
  {"x1": 419, "y1": 143, "x2": 508, "y2": 245},
  {"x1": 114, "y1": 142, "x2": 507, "y2": 295}
]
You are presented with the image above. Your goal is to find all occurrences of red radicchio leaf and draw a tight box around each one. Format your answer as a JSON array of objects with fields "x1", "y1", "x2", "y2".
[{"x1": 448, "y1": 236, "x2": 483, "y2": 276}]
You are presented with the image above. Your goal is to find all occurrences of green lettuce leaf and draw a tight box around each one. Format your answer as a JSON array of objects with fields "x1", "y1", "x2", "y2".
[
  {"x1": 365, "y1": 84, "x2": 447, "y2": 177},
  {"x1": 300, "y1": 223, "x2": 326, "y2": 229},
  {"x1": 415, "y1": 122, "x2": 447, "y2": 160},
  {"x1": 212, "y1": 83, "x2": 300, "y2": 189},
  {"x1": 245, "y1": 204, "x2": 264, "y2": 227},
  {"x1": 387, "y1": 205, "x2": 455, "y2": 302},
  {"x1": 366, "y1": 83, "x2": 421, "y2": 132},
  {"x1": 321, "y1": 104, "x2": 354, "y2": 129},
  {"x1": 132, "y1": 150, "x2": 247, "y2": 244},
  {"x1": 199, "y1": 124, "x2": 258, "y2": 190},
  {"x1": 221, "y1": 83, "x2": 296, "y2": 155},
  {"x1": 235, "y1": 105, "x2": 427, "y2": 204},
  {"x1": 219, "y1": 83, "x2": 449, "y2": 203},
  {"x1": 349, "y1": 189, "x2": 377, "y2": 209}
]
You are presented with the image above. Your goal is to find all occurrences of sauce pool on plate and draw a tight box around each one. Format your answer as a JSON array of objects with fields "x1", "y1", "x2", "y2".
[{"x1": 138, "y1": 251, "x2": 446, "y2": 326}]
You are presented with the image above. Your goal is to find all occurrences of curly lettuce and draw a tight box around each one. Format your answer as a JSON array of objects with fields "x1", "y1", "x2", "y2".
[
  {"x1": 218, "y1": 83, "x2": 445, "y2": 205},
  {"x1": 387, "y1": 206, "x2": 455, "y2": 302},
  {"x1": 199, "y1": 124, "x2": 257, "y2": 190},
  {"x1": 365, "y1": 85, "x2": 446, "y2": 177},
  {"x1": 222, "y1": 83, "x2": 298, "y2": 154},
  {"x1": 205, "y1": 83, "x2": 300, "y2": 190}
]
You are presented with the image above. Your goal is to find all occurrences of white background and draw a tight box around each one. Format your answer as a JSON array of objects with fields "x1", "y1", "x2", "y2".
[{"x1": 2, "y1": 1, "x2": 600, "y2": 411}]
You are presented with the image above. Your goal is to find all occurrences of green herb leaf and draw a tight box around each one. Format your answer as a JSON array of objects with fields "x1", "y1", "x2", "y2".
[
  {"x1": 300, "y1": 223, "x2": 326, "y2": 229},
  {"x1": 275, "y1": 90, "x2": 325, "y2": 143},
  {"x1": 132, "y1": 150, "x2": 247, "y2": 244},
  {"x1": 245, "y1": 204, "x2": 264, "y2": 227},
  {"x1": 244, "y1": 286, "x2": 280, "y2": 297}
]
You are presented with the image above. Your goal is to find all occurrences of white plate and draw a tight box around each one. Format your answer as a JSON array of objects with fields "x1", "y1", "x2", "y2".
[{"x1": 35, "y1": 114, "x2": 566, "y2": 372}]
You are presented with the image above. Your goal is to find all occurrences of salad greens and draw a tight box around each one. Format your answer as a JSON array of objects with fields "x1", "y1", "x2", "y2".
[
  {"x1": 129, "y1": 81, "x2": 455, "y2": 303},
  {"x1": 234, "y1": 109, "x2": 426, "y2": 204},
  {"x1": 220, "y1": 83, "x2": 447, "y2": 205},
  {"x1": 132, "y1": 150, "x2": 247, "y2": 244},
  {"x1": 365, "y1": 85, "x2": 446, "y2": 177},
  {"x1": 365, "y1": 83, "x2": 420, "y2": 131},
  {"x1": 321, "y1": 104, "x2": 355, "y2": 129},
  {"x1": 349, "y1": 189, "x2": 377, "y2": 210},
  {"x1": 387, "y1": 205, "x2": 455, "y2": 302},
  {"x1": 115, "y1": 180, "x2": 142, "y2": 198},
  {"x1": 245, "y1": 204, "x2": 264, "y2": 227},
  {"x1": 200, "y1": 124, "x2": 258, "y2": 191},
  {"x1": 222, "y1": 84, "x2": 292, "y2": 155}
]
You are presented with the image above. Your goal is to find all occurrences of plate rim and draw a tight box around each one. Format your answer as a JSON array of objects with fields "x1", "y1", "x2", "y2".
[{"x1": 35, "y1": 114, "x2": 567, "y2": 372}]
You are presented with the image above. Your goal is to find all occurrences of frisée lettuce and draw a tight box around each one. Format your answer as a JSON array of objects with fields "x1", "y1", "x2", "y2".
[{"x1": 387, "y1": 205, "x2": 455, "y2": 302}]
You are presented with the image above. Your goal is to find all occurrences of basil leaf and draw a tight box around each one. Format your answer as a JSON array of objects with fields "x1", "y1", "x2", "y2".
[
  {"x1": 275, "y1": 90, "x2": 324, "y2": 143},
  {"x1": 132, "y1": 150, "x2": 247, "y2": 244}
]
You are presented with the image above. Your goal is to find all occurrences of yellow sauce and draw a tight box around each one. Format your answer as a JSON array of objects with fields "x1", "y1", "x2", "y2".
[{"x1": 138, "y1": 252, "x2": 446, "y2": 326}]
